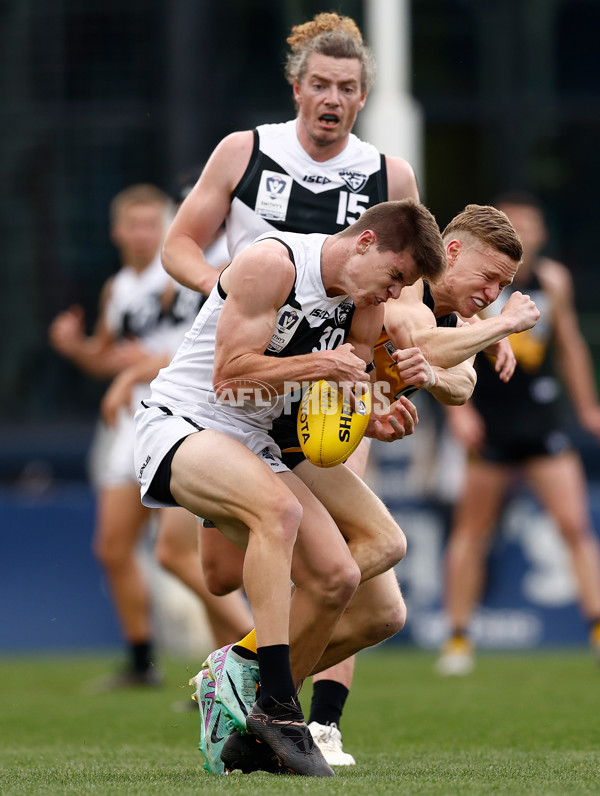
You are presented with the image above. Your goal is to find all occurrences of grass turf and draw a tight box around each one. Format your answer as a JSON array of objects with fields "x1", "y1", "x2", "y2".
[{"x1": 0, "y1": 647, "x2": 597, "y2": 794}]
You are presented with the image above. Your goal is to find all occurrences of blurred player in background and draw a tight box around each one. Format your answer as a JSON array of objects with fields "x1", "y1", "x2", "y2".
[
  {"x1": 438, "y1": 192, "x2": 600, "y2": 675},
  {"x1": 99, "y1": 170, "x2": 252, "y2": 663},
  {"x1": 161, "y1": 10, "x2": 419, "y2": 766},
  {"x1": 49, "y1": 183, "x2": 251, "y2": 690}
]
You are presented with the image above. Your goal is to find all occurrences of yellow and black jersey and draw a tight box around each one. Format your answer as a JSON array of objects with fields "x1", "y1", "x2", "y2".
[{"x1": 473, "y1": 268, "x2": 567, "y2": 452}]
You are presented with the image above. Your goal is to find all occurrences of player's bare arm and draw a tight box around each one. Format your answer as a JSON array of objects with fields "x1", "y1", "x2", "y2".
[
  {"x1": 344, "y1": 301, "x2": 384, "y2": 367},
  {"x1": 162, "y1": 131, "x2": 254, "y2": 294},
  {"x1": 428, "y1": 361, "x2": 476, "y2": 405},
  {"x1": 385, "y1": 156, "x2": 420, "y2": 202},
  {"x1": 392, "y1": 347, "x2": 477, "y2": 406},
  {"x1": 48, "y1": 278, "x2": 146, "y2": 379},
  {"x1": 386, "y1": 285, "x2": 540, "y2": 369},
  {"x1": 540, "y1": 258, "x2": 600, "y2": 439},
  {"x1": 213, "y1": 241, "x2": 368, "y2": 395}
]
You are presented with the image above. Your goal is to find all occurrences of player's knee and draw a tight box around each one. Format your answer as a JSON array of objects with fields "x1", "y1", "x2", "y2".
[
  {"x1": 280, "y1": 494, "x2": 304, "y2": 536},
  {"x1": 559, "y1": 520, "x2": 595, "y2": 549},
  {"x1": 383, "y1": 591, "x2": 407, "y2": 638},
  {"x1": 203, "y1": 560, "x2": 243, "y2": 596},
  {"x1": 93, "y1": 534, "x2": 125, "y2": 569},
  {"x1": 259, "y1": 491, "x2": 303, "y2": 549},
  {"x1": 300, "y1": 552, "x2": 360, "y2": 611},
  {"x1": 317, "y1": 557, "x2": 361, "y2": 611},
  {"x1": 394, "y1": 527, "x2": 407, "y2": 564},
  {"x1": 378, "y1": 525, "x2": 407, "y2": 571},
  {"x1": 336, "y1": 557, "x2": 362, "y2": 604},
  {"x1": 154, "y1": 536, "x2": 175, "y2": 572},
  {"x1": 361, "y1": 589, "x2": 406, "y2": 646}
]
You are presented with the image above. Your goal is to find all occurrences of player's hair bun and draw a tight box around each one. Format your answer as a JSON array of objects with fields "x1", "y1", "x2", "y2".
[{"x1": 287, "y1": 12, "x2": 363, "y2": 52}]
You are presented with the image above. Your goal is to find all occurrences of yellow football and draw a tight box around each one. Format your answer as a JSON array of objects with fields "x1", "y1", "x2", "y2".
[{"x1": 297, "y1": 380, "x2": 371, "y2": 468}]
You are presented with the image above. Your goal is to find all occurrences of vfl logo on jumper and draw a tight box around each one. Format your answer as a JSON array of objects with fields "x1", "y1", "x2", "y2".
[
  {"x1": 266, "y1": 175, "x2": 287, "y2": 195},
  {"x1": 255, "y1": 170, "x2": 293, "y2": 221},
  {"x1": 267, "y1": 304, "x2": 304, "y2": 353},
  {"x1": 279, "y1": 309, "x2": 300, "y2": 329},
  {"x1": 339, "y1": 170, "x2": 368, "y2": 192}
]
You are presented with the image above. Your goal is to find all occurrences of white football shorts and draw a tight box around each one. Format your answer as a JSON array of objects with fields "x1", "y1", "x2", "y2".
[{"x1": 134, "y1": 402, "x2": 289, "y2": 509}]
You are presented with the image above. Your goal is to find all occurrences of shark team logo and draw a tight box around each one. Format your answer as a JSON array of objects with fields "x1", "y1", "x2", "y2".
[
  {"x1": 339, "y1": 170, "x2": 368, "y2": 193},
  {"x1": 335, "y1": 302, "x2": 353, "y2": 326}
]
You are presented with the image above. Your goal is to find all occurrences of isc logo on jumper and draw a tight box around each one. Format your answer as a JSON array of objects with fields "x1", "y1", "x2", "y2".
[
  {"x1": 255, "y1": 170, "x2": 293, "y2": 220},
  {"x1": 302, "y1": 174, "x2": 331, "y2": 185}
]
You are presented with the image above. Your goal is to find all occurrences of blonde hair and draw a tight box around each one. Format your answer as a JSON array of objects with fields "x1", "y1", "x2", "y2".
[
  {"x1": 109, "y1": 184, "x2": 173, "y2": 226},
  {"x1": 442, "y1": 204, "x2": 523, "y2": 263},
  {"x1": 285, "y1": 12, "x2": 375, "y2": 93}
]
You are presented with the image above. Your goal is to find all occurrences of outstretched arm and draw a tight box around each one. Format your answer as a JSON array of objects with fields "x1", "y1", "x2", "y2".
[
  {"x1": 162, "y1": 131, "x2": 253, "y2": 294},
  {"x1": 542, "y1": 260, "x2": 600, "y2": 441},
  {"x1": 384, "y1": 286, "x2": 539, "y2": 369},
  {"x1": 393, "y1": 347, "x2": 477, "y2": 406},
  {"x1": 48, "y1": 282, "x2": 145, "y2": 380}
]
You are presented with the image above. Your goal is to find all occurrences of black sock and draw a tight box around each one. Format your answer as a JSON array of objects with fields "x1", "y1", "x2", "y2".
[
  {"x1": 130, "y1": 641, "x2": 154, "y2": 673},
  {"x1": 256, "y1": 644, "x2": 296, "y2": 707},
  {"x1": 308, "y1": 680, "x2": 349, "y2": 728},
  {"x1": 232, "y1": 644, "x2": 258, "y2": 661}
]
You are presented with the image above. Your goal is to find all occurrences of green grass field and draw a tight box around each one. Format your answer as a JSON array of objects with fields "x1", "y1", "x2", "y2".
[{"x1": 1, "y1": 647, "x2": 597, "y2": 794}]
